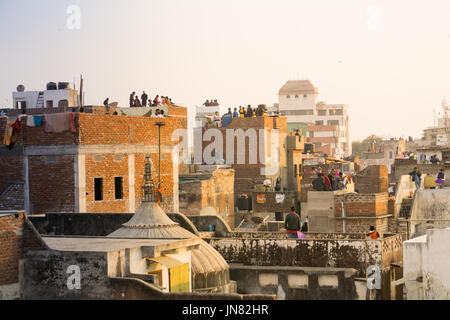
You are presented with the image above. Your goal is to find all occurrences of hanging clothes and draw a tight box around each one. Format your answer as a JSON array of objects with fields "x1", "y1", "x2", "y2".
[
  {"x1": 26, "y1": 116, "x2": 35, "y2": 127},
  {"x1": 44, "y1": 113, "x2": 76, "y2": 133},
  {"x1": 3, "y1": 123, "x2": 13, "y2": 146}
]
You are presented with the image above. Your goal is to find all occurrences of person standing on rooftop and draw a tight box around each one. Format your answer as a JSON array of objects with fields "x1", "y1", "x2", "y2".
[
  {"x1": 141, "y1": 91, "x2": 148, "y2": 107},
  {"x1": 103, "y1": 98, "x2": 110, "y2": 114},
  {"x1": 239, "y1": 106, "x2": 245, "y2": 118},
  {"x1": 245, "y1": 105, "x2": 253, "y2": 118},
  {"x1": 285, "y1": 207, "x2": 302, "y2": 239},
  {"x1": 130, "y1": 92, "x2": 135, "y2": 108},
  {"x1": 233, "y1": 108, "x2": 239, "y2": 118}
]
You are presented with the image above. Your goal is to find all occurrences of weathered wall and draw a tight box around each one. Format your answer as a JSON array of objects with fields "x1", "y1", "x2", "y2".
[
  {"x1": 305, "y1": 191, "x2": 335, "y2": 232},
  {"x1": 110, "y1": 277, "x2": 274, "y2": 300},
  {"x1": 21, "y1": 250, "x2": 113, "y2": 300},
  {"x1": 229, "y1": 264, "x2": 359, "y2": 300},
  {"x1": 29, "y1": 212, "x2": 200, "y2": 237},
  {"x1": 404, "y1": 228, "x2": 450, "y2": 300},
  {"x1": 205, "y1": 234, "x2": 403, "y2": 299},
  {"x1": 409, "y1": 189, "x2": 450, "y2": 238},
  {"x1": 179, "y1": 169, "x2": 235, "y2": 227},
  {"x1": 0, "y1": 212, "x2": 48, "y2": 299}
]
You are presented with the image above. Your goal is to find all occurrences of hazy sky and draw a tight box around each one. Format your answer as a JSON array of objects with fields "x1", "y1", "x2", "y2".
[{"x1": 1, "y1": 0, "x2": 450, "y2": 141}]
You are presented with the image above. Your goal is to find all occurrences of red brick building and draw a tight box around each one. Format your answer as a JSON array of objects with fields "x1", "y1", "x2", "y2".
[
  {"x1": 199, "y1": 116, "x2": 289, "y2": 195},
  {"x1": 0, "y1": 107, "x2": 187, "y2": 214},
  {"x1": 0, "y1": 211, "x2": 47, "y2": 299}
]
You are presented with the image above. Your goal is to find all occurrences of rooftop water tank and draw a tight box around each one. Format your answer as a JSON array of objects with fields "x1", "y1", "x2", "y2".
[
  {"x1": 47, "y1": 82, "x2": 57, "y2": 90},
  {"x1": 58, "y1": 82, "x2": 70, "y2": 90}
]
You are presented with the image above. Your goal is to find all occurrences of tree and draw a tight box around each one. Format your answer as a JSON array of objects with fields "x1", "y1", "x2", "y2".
[{"x1": 352, "y1": 135, "x2": 383, "y2": 157}]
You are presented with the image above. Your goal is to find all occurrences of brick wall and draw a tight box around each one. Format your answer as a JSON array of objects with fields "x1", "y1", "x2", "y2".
[
  {"x1": 28, "y1": 155, "x2": 76, "y2": 214},
  {"x1": 85, "y1": 154, "x2": 129, "y2": 213},
  {"x1": 1, "y1": 113, "x2": 186, "y2": 215},
  {"x1": 334, "y1": 193, "x2": 389, "y2": 217},
  {"x1": 335, "y1": 216, "x2": 390, "y2": 234},
  {"x1": 0, "y1": 212, "x2": 47, "y2": 286},
  {"x1": 354, "y1": 165, "x2": 388, "y2": 194},
  {"x1": 0, "y1": 153, "x2": 24, "y2": 195},
  {"x1": 199, "y1": 116, "x2": 288, "y2": 196}
]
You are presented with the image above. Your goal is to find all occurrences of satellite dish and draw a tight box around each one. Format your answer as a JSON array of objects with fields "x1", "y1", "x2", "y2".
[{"x1": 17, "y1": 85, "x2": 25, "y2": 92}]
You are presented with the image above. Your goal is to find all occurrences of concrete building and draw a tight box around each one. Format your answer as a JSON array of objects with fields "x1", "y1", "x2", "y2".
[
  {"x1": 275, "y1": 80, "x2": 351, "y2": 158},
  {"x1": 12, "y1": 82, "x2": 79, "y2": 110},
  {"x1": 402, "y1": 227, "x2": 450, "y2": 300}
]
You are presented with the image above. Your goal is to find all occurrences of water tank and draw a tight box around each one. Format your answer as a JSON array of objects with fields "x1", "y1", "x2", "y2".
[
  {"x1": 47, "y1": 82, "x2": 57, "y2": 90},
  {"x1": 16, "y1": 84, "x2": 25, "y2": 92},
  {"x1": 58, "y1": 82, "x2": 70, "y2": 90}
]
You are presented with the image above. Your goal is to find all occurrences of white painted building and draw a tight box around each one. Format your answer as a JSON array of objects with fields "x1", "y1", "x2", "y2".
[
  {"x1": 12, "y1": 82, "x2": 79, "y2": 110},
  {"x1": 276, "y1": 80, "x2": 351, "y2": 158},
  {"x1": 402, "y1": 227, "x2": 450, "y2": 300}
]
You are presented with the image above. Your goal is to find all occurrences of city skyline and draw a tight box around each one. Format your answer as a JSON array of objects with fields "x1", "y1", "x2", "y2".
[{"x1": 2, "y1": 0, "x2": 450, "y2": 141}]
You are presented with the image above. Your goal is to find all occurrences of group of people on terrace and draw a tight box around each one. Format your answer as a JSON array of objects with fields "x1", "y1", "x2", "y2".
[
  {"x1": 311, "y1": 167, "x2": 350, "y2": 191},
  {"x1": 210, "y1": 105, "x2": 268, "y2": 127},
  {"x1": 129, "y1": 91, "x2": 173, "y2": 108},
  {"x1": 203, "y1": 99, "x2": 219, "y2": 106}
]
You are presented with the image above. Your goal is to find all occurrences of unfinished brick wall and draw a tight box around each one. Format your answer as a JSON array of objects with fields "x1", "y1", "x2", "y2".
[
  {"x1": 335, "y1": 216, "x2": 390, "y2": 234},
  {"x1": 354, "y1": 165, "x2": 388, "y2": 194},
  {"x1": 28, "y1": 155, "x2": 76, "y2": 214},
  {"x1": 334, "y1": 193, "x2": 389, "y2": 217},
  {"x1": 0, "y1": 112, "x2": 186, "y2": 215},
  {"x1": 78, "y1": 114, "x2": 186, "y2": 146},
  {"x1": 0, "y1": 212, "x2": 47, "y2": 286}
]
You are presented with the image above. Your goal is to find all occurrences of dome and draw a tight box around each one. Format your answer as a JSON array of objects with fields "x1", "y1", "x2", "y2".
[{"x1": 107, "y1": 156, "x2": 231, "y2": 292}]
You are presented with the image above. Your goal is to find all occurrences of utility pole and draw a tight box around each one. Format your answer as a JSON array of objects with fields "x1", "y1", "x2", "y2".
[{"x1": 155, "y1": 121, "x2": 165, "y2": 188}]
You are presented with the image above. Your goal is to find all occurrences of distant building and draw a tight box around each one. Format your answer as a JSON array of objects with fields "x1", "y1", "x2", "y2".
[
  {"x1": 12, "y1": 82, "x2": 79, "y2": 110},
  {"x1": 275, "y1": 80, "x2": 351, "y2": 158},
  {"x1": 359, "y1": 139, "x2": 406, "y2": 174}
]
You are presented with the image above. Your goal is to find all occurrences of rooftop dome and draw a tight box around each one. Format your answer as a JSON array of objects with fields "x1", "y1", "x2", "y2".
[{"x1": 107, "y1": 156, "x2": 231, "y2": 292}]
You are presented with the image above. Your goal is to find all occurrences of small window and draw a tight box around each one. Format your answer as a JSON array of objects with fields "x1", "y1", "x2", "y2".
[
  {"x1": 294, "y1": 164, "x2": 298, "y2": 176},
  {"x1": 315, "y1": 120, "x2": 324, "y2": 125},
  {"x1": 295, "y1": 95, "x2": 299, "y2": 99},
  {"x1": 94, "y1": 178, "x2": 103, "y2": 201},
  {"x1": 303, "y1": 94, "x2": 307, "y2": 98},
  {"x1": 115, "y1": 177, "x2": 123, "y2": 200},
  {"x1": 286, "y1": 95, "x2": 290, "y2": 99},
  {"x1": 58, "y1": 99, "x2": 69, "y2": 108},
  {"x1": 46, "y1": 100, "x2": 53, "y2": 108}
]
